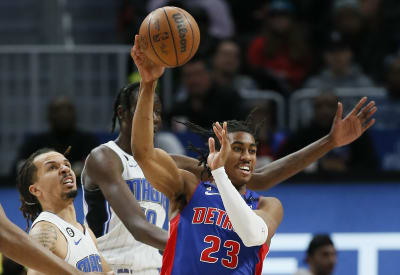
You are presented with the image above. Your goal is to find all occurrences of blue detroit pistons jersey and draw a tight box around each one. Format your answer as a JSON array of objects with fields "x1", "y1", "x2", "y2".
[{"x1": 161, "y1": 182, "x2": 269, "y2": 275}]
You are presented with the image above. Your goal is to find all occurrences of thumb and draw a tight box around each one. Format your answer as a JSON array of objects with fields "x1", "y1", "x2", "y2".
[
  {"x1": 208, "y1": 137, "x2": 215, "y2": 154},
  {"x1": 334, "y1": 102, "x2": 343, "y2": 123}
]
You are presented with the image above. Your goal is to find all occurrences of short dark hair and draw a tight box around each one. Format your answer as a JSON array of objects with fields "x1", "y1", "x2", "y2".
[
  {"x1": 307, "y1": 234, "x2": 335, "y2": 257},
  {"x1": 111, "y1": 82, "x2": 140, "y2": 132},
  {"x1": 16, "y1": 148, "x2": 55, "y2": 230}
]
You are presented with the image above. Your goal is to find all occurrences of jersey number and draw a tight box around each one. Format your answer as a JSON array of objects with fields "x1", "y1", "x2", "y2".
[{"x1": 200, "y1": 235, "x2": 240, "y2": 269}]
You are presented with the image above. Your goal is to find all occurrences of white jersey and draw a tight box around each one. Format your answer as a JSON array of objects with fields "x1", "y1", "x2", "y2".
[
  {"x1": 31, "y1": 211, "x2": 103, "y2": 272},
  {"x1": 82, "y1": 141, "x2": 168, "y2": 275}
]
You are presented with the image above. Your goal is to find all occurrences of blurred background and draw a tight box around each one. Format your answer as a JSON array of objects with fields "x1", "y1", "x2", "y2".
[{"x1": 0, "y1": 0, "x2": 399, "y2": 275}]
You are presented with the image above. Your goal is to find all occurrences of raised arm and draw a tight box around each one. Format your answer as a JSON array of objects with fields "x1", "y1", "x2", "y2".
[
  {"x1": 82, "y1": 147, "x2": 168, "y2": 251},
  {"x1": 130, "y1": 35, "x2": 196, "y2": 201},
  {"x1": 248, "y1": 97, "x2": 377, "y2": 190}
]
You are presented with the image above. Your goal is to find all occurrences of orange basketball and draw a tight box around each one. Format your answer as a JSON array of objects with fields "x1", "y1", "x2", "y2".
[{"x1": 138, "y1": 6, "x2": 200, "y2": 68}]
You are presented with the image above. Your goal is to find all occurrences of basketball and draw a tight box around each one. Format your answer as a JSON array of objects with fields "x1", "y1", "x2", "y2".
[{"x1": 138, "y1": 6, "x2": 200, "y2": 68}]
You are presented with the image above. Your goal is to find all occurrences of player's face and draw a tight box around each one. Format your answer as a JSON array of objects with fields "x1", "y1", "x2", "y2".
[
  {"x1": 309, "y1": 245, "x2": 337, "y2": 275},
  {"x1": 30, "y1": 152, "x2": 77, "y2": 205},
  {"x1": 224, "y1": 132, "x2": 257, "y2": 186},
  {"x1": 128, "y1": 94, "x2": 162, "y2": 133}
]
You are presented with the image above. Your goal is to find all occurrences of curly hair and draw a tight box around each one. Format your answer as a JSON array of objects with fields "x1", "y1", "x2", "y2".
[{"x1": 180, "y1": 108, "x2": 264, "y2": 178}]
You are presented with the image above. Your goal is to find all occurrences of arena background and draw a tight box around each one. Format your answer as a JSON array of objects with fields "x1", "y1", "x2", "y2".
[{"x1": 1, "y1": 1, "x2": 400, "y2": 275}]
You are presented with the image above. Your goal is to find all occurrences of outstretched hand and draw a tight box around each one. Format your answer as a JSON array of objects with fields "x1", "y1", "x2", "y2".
[
  {"x1": 207, "y1": 122, "x2": 230, "y2": 170},
  {"x1": 131, "y1": 34, "x2": 165, "y2": 84},
  {"x1": 329, "y1": 97, "x2": 377, "y2": 147}
]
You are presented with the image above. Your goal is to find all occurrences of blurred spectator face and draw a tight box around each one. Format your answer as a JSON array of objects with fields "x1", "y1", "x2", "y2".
[
  {"x1": 387, "y1": 58, "x2": 400, "y2": 93},
  {"x1": 213, "y1": 41, "x2": 240, "y2": 75},
  {"x1": 335, "y1": 7, "x2": 363, "y2": 35},
  {"x1": 308, "y1": 244, "x2": 337, "y2": 275},
  {"x1": 324, "y1": 47, "x2": 352, "y2": 75},
  {"x1": 313, "y1": 93, "x2": 338, "y2": 129},
  {"x1": 267, "y1": 12, "x2": 293, "y2": 34},
  {"x1": 359, "y1": 0, "x2": 380, "y2": 19},
  {"x1": 47, "y1": 97, "x2": 76, "y2": 134},
  {"x1": 182, "y1": 60, "x2": 211, "y2": 96},
  {"x1": 265, "y1": 0, "x2": 294, "y2": 34}
]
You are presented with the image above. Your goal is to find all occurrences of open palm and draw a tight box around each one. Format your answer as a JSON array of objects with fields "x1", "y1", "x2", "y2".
[
  {"x1": 208, "y1": 122, "x2": 230, "y2": 171},
  {"x1": 329, "y1": 97, "x2": 377, "y2": 147}
]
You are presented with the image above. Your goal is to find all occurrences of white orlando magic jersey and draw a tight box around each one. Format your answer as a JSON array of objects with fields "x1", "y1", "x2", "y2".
[
  {"x1": 82, "y1": 141, "x2": 168, "y2": 275},
  {"x1": 31, "y1": 211, "x2": 103, "y2": 272}
]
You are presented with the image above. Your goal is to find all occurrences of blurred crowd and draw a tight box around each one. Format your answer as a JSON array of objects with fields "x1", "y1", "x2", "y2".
[{"x1": 7, "y1": 0, "x2": 400, "y2": 185}]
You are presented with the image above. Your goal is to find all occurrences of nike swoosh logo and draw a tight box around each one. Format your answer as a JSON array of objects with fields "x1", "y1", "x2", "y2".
[
  {"x1": 205, "y1": 191, "x2": 220, "y2": 196},
  {"x1": 74, "y1": 238, "x2": 82, "y2": 245}
]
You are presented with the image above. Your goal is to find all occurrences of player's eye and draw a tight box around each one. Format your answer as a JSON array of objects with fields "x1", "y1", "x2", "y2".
[
  {"x1": 232, "y1": 146, "x2": 242, "y2": 152},
  {"x1": 249, "y1": 149, "x2": 257, "y2": 154}
]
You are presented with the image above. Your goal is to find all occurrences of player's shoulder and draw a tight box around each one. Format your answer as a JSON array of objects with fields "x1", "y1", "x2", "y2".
[
  {"x1": 85, "y1": 143, "x2": 122, "y2": 169},
  {"x1": 29, "y1": 220, "x2": 67, "y2": 256},
  {"x1": 30, "y1": 220, "x2": 57, "y2": 233},
  {"x1": 258, "y1": 196, "x2": 283, "y2": 210}
]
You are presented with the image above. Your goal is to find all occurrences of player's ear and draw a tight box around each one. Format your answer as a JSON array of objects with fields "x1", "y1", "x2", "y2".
[{"x1": 29, "y1": 184, "x2": 41, "y2": 197}]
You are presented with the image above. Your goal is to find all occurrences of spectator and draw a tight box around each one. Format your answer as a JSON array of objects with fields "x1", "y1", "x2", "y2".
[
  {"x1": 10, "y1": 96, "x2": 99, "y2": 182},
  {"x1": 294, "y1": 234, "x2": 337, "y2": 275},
  {"x1": 331, "y1": 0, "x2": 398, "y2": 83},
  {"x1": 246, "y1": 0, "x2": 312, "y2": 93},
  {"x1": 278, "y1": 92, "x2": 378, "y2": 175},
  {"x1": 168, "y1": 57, "x2": 245, "y2": 129},
  {"x1": 365, "y1": 53, "x2": 400, "y2": 171},
  {"x1": 212, "y1": 39, "x2": 258, "y2": 92},
  {"x1": 304, "y1": 32, "x2": 374, "y2": 89},
  {"x1": 117, "y1": 0, "x2": 148, "y2": 44}
]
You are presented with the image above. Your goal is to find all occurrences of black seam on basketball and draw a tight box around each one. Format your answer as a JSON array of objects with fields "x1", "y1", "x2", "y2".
[
  {"x1": 179, "y1": 8, "x2": 195, "y2": 65},
  {"x1": 148, "y1": 12, "x2": 170, "y2": 66},
  {"x1": 163, "y1": 7, "x2": 179, "y2": 66}
]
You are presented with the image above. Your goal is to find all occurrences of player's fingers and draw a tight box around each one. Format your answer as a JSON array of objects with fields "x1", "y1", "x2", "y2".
[
  {"x1": 349, "y1": 97, "x2": 367, "y2": 116},
  {"x1": 334, "y1": 102, "x2": 343, "y2": 122},
  {"x1": 362, "y1": 118, "x2": 376, "y2": 133},
  {"x1": 364, "y1": 106, "x2": 377, "y2": 120},
  {"x1": 215, "y1": 121, "x2": 223, "y2": 132},
  {"x1": 213, "y1": 125, "x2": 223, "y2": 143},
  {"x1": 358, "y1": 101, "x2": 376, "y2": 122},
  {"x1": 208, "y1": 137, "x2": 215, "y2": 153}
]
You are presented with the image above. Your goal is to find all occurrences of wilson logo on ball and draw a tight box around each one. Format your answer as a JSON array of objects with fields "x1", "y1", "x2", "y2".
[
  {"x1": 139, "y1": 6, "x2": 200, "y2": 67},
  {"x1": 172, "y1": 13, "x2": 187, "y2": 53}
]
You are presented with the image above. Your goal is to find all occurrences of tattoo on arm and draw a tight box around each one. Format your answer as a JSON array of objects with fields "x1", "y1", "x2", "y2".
[{"x1": 30, "y1": 224, "x2": 58, "y2": 253}]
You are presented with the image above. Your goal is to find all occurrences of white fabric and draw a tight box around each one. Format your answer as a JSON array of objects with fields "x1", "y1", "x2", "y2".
[
  {"x1": 31, "y1": 212, "x2": 102, "y2": 272},
  {"x1": 82, "y1": 140, "x2": 167, "y2": 274},
  {"x1": 211, "y1": 167, "x2": 268, "y2": 247}
]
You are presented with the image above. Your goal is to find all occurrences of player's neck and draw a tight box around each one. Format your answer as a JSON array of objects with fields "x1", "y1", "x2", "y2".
[
  {"x1": 44, "y1": 203, "x2": 77, "y2": 226},
  {"x1": 115, "y1": 134, "x2": 132, "y2": 155}
]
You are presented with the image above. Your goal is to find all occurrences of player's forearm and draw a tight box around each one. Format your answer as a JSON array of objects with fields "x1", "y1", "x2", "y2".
[
  {"x1": 250, "y1": 135, "x2": 335, "y2": 190},
  {"x1": 132, "y1": 221, "x2": 168, "y2": 251},
  {"x1": 212, "y1": 167, "x2": 268, "y2": 247},
  {"x1": 0, "y1": 216, "x2": 78, "y2": 275},
  {"x1": 131, "y1": 81, "x2": 157, "y2": 160}
]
